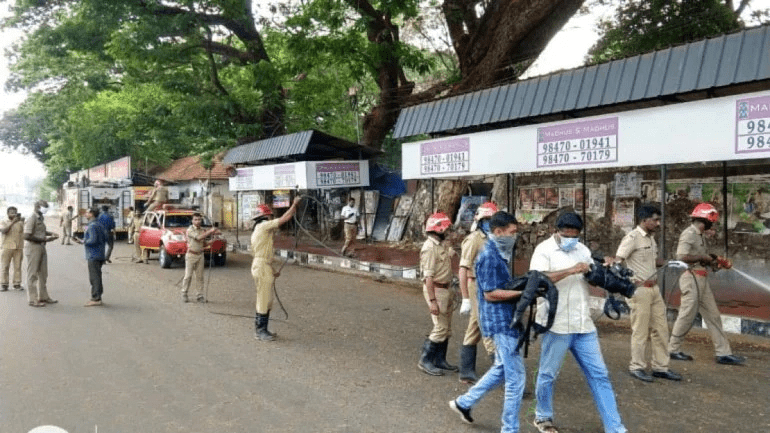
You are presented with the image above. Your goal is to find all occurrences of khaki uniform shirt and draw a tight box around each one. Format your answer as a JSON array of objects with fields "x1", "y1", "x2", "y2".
[
  {"x1": 60, "y1": 211, "x2": 75, "y2": 227},
  {"x1": 131, "y1": 214, "x2": 143, "y2": 231},
  {"x1": 186, "y1": 225, "x2": 205, "y2": 253},
  {"x1": 0, "y1": 217, "x2": 24, "y2": 250},
  {"x1": 24, "y1": 213, "x2": 47, "y2": 246},
  {"x1": 459, "y1": 230, "x2": 487, "y2": 278},
  {"x1": 676, "y1": 224, "x2": 707, "y2": 270},
  {"x1": 250, "y1": 218, "x2": 281, "y2": 262},
  {"x1": 420, "y1": 236, "x2": 454, "y2": 284},
  {"x1": 147, "y1": 186, "x2": 169, "y2": 205},
  {"x1": 615, "y1": 225, "x2": 658, "y2": 284}
]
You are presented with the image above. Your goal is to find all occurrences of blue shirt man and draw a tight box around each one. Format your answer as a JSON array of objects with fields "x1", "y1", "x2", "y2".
[
  {"x1": 81, "y1": 208, "x2": 108, "y2": 306},
  {"x1": 450, "y1": 211, "x2": 525, "y2": 433},
  {"x1": 98, "y1": 206, "x2": 116, "y2": 263}
]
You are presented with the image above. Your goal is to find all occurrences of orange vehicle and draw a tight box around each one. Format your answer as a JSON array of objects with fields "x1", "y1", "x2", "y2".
[{"x1": 138, "y1": 206, "x2": 227, "y2": 268}]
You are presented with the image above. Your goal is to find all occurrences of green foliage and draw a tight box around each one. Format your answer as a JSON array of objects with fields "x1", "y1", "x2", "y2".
[{"x1": 589, "y1": 0, "x2": 742, "y2": 64}]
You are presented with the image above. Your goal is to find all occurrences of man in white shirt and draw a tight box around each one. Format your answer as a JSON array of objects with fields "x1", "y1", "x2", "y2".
[
  {"x1": 529, "y1": 212, "x2": 626, "y2": 433},
  {"x1": 340, "y1": 197, "x2": 360, "y2": 257}
]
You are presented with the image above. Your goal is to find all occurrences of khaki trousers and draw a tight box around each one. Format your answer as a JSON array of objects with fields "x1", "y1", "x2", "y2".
[
  {"x1": 627, "y1": 285, "x2": 670, "y2": 372},
  {"x1": 1, "y1": 248, "x2": 23, "y2": 286},
  {"x1": 423, "y1": 284, "x2": 454, "y2": 343},
  {"x1": 342, "y1": 223, "x2": 357, "y2": 253},
  {"x1": 132, "y1": 232, "x2": 146, "y2": 261},
  {"x1": 24, "y1": 243, "x2": 50, "y2": 303},
  {"x1": 668, "y1": 271, "x2": 732, "y2": 357},
  {"x1": 61, "y1": 226, "x2": 72, "y2": 244},
  {"x1": 181, "y1": 253, "x2": 204, "y2": 296},
  {"x1": 461, "y1": 278, "x2": 496, "y2": 354},
  {"x1": 253, "y1": 259, "x2": 274, "y2": 314}
]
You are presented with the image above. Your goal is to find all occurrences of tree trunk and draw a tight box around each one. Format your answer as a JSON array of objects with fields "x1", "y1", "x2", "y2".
[
  {"x1": 489, "y1": 174, "x2": 510, "y2": 211},
  {"x1": 404, "y1": 179, "x2": 469, "y2": 241}
]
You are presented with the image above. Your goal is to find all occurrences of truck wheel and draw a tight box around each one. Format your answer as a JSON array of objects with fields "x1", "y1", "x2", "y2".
[
  {"x1": 159, "y1": 245, "x2": 172, "y2": 269},
  {"x1": 213, "y1": 252, "x2": 227, "y2": 267}
]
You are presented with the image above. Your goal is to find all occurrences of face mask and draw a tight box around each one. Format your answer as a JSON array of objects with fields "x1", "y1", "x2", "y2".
[
  {"x1": 490, "y1": 234, "x2": 516, "y2": 262},
  {"x1": 39, "y1": 207, "x2": 49, "y2": 216},
  {"x1": 558, "y1": 235, "x2": 579, "y2": 252}
]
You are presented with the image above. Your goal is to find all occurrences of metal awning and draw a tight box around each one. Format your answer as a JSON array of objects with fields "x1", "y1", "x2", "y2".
[
  {"x1": 393, "y1": 24, "x2": 770, "y2": 139},
  {"x1": 224, "y1": 130, "x2": 381, "y2": 165}
]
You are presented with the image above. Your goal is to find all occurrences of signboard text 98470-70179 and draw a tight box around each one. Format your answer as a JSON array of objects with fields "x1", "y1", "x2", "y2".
[{"x1": 537, "y1": 117, "x2": 619, "y2": 169}]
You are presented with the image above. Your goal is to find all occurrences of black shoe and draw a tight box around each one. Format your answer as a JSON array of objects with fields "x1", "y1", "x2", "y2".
[
  {"x1": 418, "y1": 339, "x2": 444, "y2": 376},
  {"x1": 0, "y1": 285, "x2": 7, "y2": 292},
  {"x1": 629, "y1": 369, "x2": 654, "y2": 382},
  {"x1": 670, "y1": 351, "x2": 694, "y2": 361},
  {"x1": 652, "y1": 370, "x2": 682, "y2": 381},
  {"x1": 716, "y1": 354, "x2": 745, "y2": 365},
  {"x1": 459, "y1": 345, "x2": 478, "y2": 384},
  {"x1": 449, "y1": 400, "x2": 473, "y2": 424},
  {"x1": 14, "y1": 285, "x2": 23, "y2": 291},
  {"x1": 433, "y1": 339, "x2": 459, "y2": 372}
]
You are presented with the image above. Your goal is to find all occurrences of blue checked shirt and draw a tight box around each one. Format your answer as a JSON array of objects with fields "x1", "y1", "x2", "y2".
[{"x1": 475, "y1": 239, "x2": 518, "y2": 337}]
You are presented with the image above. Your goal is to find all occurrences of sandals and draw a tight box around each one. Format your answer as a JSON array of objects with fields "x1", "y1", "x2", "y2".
[
  {"x1": 534, "y1": 419, "x2": 559, "y2": 433},
  {"x1": 28, "y1": 301, "x2": 46, "y2": 307}
]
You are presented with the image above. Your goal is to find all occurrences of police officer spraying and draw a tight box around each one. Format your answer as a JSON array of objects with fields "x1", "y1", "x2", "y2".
[
  {"x1": 668, "y1": 203, "x2": 745, "y2": 365},
  {"x1": 418, "y1": 212, "x2": 458, "y2": 376},
  {"x1": 251, "y1": 197, "x2": 301, "y2": 341},
  {"x1": 23, "y1": 200, "x2": 59, "y2": 307},
  {"x1": 457, "y1": 201, "x2": 499, "y2": 384},
  {"x1": 181, "y1": 213, "x2": 220, "y2": 303}
]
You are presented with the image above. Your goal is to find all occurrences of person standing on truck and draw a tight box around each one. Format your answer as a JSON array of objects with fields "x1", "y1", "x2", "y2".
[
  {"x1": 98, "y1": 206, "x2": 116, "y2": 264},
  {"x1": 1, "y1": 206, "x2": 25, "y2": 291},
  {"x1": 59, "y1": 206, "x2": 75, "y2": 245},
  {"x1": 23, "y1": 200, "x2": 58, "y2": 307},
  {"x1": 145, "y1": 179, "x2": 169, "y2": 212}
]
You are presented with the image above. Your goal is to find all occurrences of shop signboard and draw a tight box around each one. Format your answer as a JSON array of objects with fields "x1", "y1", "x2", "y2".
[{"x1": 401, "y1": 90, "x2": 770, "y2": 179}]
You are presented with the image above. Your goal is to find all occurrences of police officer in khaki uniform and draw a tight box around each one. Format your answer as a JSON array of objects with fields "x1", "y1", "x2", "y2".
[
  {"x1": 145, "y1": 179, "x2": 169, "y2": 212},
  {"x1": 418, "y1": 212, "x2": 458, "y2": 376},
  {"x1": 1, "y1": 206, "x2": 25, "y2": 291},
  {"x1": 23, "y1": 200, "x2": 58, "y2": 307},
  {"x1": 181, "y1": 213, "x2": 220, "y2": 303},
  {"x1": 614, "y1": 204, "x2": 681, "y2": 382},
  {"x1": 668, "y1": 203, "x2": 744, "y2": 365},
  {"x1": 251, "y1": 197, "x2": 301, "y2": 341},
  {"x1": 458, "y1": 202, "x2": 498, "y2": 384},
  {"x1": 126, "y1": 207, "x2": 136, "y2": 243},
  {"x1": 131, "y1": 209, "x2": 146, "y2": 263},
  {"x1": 59, "y1": 206, "x2": 75, "y2": 245}
]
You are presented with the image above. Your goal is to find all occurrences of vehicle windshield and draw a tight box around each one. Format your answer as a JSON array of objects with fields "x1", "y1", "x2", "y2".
[{"x1": 164, "y1": 214, "x2": 212, "y2": 228}]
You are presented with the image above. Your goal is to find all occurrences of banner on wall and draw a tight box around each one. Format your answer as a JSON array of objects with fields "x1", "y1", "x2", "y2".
[
  {"x1": 229, "y1": 161, "x2": 369, "y2": 191},
  {"x1": 402, "y1": 90, "x2": 770, "y2": 180}
]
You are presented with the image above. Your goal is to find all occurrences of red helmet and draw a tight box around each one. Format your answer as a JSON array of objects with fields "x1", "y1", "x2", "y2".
[
  {"x1": 475, "y1": 202, "x2": 499, "y2": 221},
  {"x1": 690, "y1": 203, "x2": 718, "y2": 223},
  {"x1": 253, "y1": 204, "x2": 273, "y2": 220},
  {"x1": 425, "y1": 212, "x2": 452, "y2": 234}
]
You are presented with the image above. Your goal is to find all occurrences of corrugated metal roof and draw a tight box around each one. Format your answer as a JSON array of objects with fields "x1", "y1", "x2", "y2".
[
  {"x1": 224, "y1": 130, "x2": 380, "y2": 165},
  {"x1": 393, "y1": 25, "x2": 770, "y2": 139}
]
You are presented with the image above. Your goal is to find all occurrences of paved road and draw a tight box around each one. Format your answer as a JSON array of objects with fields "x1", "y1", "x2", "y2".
[{"x1": 1, "y1": 239, "x2": 768, "y2": 433}]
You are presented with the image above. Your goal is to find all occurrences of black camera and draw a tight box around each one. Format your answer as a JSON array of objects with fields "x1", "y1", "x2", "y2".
[{"x1": 583, "y1": 254, "x2": 636, "y2": 298}]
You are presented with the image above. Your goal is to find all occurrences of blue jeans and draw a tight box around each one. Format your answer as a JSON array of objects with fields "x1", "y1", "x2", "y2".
[
  {"x1": 456, "y1": 333, "x2": 525, "y2": 433},
  {"x1": 535, "y1": 331, "x2": 626, "y2": 433}
]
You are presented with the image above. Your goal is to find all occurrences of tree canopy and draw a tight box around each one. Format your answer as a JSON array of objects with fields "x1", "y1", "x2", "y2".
[
  {"x1": 588, "y1": 0, "x2": 766, "y2": 64},
  {"x1": 2, "y1": 0, "x2": 589, "y2": 187}
]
